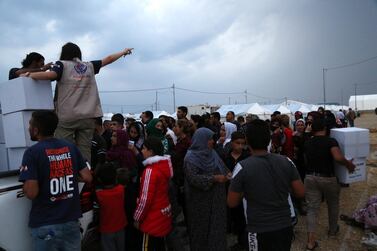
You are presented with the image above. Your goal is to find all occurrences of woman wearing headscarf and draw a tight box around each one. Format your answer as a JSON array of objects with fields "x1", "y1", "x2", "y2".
[
  {"x1": 184, "y1": 128, "x2": 231, "y2": 251},
  {"x1": 216, "y1": 122, "x2": 237, "y2": 159},
  {"x1": 106, "y1": 129, "x2": 137, "y2": 171},
  {"x1": 146, "y1": 118, "x2": 170, "y2": 154}
]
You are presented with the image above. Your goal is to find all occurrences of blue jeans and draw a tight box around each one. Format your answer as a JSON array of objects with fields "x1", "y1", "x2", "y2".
[{"x1": 31, "y1": 221, "x2": 81, "y2": 251}]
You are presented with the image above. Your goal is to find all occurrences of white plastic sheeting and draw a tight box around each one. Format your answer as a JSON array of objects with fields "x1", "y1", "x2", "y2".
[{"x1": 349, "y1": 94, "x2": 377, "y2": 111}]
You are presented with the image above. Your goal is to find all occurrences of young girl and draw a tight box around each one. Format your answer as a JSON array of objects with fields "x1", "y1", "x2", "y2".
[
  {"x1": 96, "y1": 163, "x2": 127, "y2": 251},
  {"x1": 134, "y1": 137, "x2": 173, "y2": 251}
]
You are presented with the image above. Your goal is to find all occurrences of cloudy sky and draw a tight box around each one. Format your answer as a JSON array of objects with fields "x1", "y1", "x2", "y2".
[{"x1": 1, "y1": 0, "x2": 377, "y2": 113}]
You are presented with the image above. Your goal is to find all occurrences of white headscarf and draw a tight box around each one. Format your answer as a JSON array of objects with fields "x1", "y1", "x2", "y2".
[{"x1": 223, "y1": 122, "x2": 237, "y2": 146}]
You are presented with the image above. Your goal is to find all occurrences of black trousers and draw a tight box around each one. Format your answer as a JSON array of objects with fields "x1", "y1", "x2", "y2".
[
  {"x1": 248, "y1": 226, "x2": 293, "y2": 251},
  {"x1": 141, "y1": 233, "x2": 166, "y2": 251}
]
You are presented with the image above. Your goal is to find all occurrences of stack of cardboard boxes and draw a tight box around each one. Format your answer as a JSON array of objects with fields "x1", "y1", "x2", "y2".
[
  {"x1": 330, "y1": 127, "x2": 370, "y2": 184},
  {"x1": 0, "y1": 77, "x2": 53, "y2": 172}
]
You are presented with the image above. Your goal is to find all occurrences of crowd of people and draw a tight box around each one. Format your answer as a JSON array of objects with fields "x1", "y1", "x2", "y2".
[{"x1": 12, "y1": 46, "x2": 359, "y2": 251}]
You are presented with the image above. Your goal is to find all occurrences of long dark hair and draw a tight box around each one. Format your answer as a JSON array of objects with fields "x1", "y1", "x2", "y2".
[
  {"x1": 60, "y1": 42, "x2": 82, "y2": 60},
  {"x1": 22, "y1": 52, "x2": 44, "y2": 67}
]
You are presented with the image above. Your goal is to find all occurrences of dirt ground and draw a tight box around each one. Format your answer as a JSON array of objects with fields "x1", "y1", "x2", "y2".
[{"x1": 291, "y1": 112, "x2": 377, "y2": 251}]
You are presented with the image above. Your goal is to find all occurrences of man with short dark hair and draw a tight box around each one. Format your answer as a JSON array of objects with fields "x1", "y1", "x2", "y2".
[
  {"x1": 177, "y1": 106, "x2": 188, "y2": 120},
  {"x1": 91, "y1": 117, "x2": 107, "y2": 170},
  {"x1": 19, "y1": 110, "x2": 92, "y2": 251},
  {"x1": 228, "y1": 119, "x2": 304, "y2": 251},
  {"x1": 111, "y1": 113, "x2": 125, "y2": 131},
  {"x1": 210, "y1": 112, "x2": 222, "y2": 141},
  {"x1": 141, "y1": 110, "x2": 154, "y2": 125},
  {"x1": 226, "y1": 111, "x2": 241, "y2": 130}
]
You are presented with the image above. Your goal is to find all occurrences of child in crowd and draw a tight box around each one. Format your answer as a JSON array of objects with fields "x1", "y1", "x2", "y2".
[
  {"x1": 223, "y1": 131, "x2": 250, "y2": 250},
  {"x1": 95, "y1": 162, "x2": 127, "y2": 251},
  {"x1": 134, "y1": 137, "x2": 173, "y2": 251}
]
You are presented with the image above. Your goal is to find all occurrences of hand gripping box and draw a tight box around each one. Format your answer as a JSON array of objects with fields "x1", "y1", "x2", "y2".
[
  {"x1": 334, "y1": 157, "x2": 366, "y2": 184},
  {"x1": 330, "y1": 128, "x2": 370, "y2": 183},
  {"x1": 2, "y1": 111, "x2": 36, "y2": 148},
  {"x1": 0, "y1": 77, "x2": 53, "y2": 115}
]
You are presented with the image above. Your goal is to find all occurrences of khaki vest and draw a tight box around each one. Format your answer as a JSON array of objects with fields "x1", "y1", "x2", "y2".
[{"x1": 55, "y1": 59, "x2": 103, "y2": 122}]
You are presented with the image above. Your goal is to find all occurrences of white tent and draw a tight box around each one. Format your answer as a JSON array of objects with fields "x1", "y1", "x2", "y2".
[
  {"x1": 349, "y1": 94, "x2": 377, "y2": 111},
  {"x1": 276, "y1": 105, "x2": 291, "y2": 114},
  {"x1": 103, "y1": 113, "x2": 113, "y2": 121},
  {"x1": 297, "y1": 104, "x2": 311, "y2": 114},
  {"x1": 216, "y1": 104, "x2": 256, "y2": 117}
]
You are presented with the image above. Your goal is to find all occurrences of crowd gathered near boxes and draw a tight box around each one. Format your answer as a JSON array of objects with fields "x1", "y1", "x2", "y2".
[{"x1": 0, "y1": 44, "x2": 371, "y2": 251}]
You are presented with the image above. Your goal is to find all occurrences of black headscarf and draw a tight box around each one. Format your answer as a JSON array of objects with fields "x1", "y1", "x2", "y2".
[{"x1": 184, "y1": 127, "x2": 226, "y2": 174}]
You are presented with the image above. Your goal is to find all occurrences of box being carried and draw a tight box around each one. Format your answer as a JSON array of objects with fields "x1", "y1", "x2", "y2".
[
  {"x1": 334, "y1": 157, "x2": 366, "y2": 184},
  {"x1": 330, "y1": 127, "x2": 370, "y2": 183},
  {"x1": 2, "y1": 111, "x2": 35, "y2": 148},
  {"x1": 0, "y1": 77, "x2": 53, "y2": 114}
]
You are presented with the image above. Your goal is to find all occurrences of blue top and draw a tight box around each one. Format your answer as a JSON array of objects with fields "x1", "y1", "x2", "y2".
[{"x1": 19, "y1": 138, "x2": 87, "y2": 227}]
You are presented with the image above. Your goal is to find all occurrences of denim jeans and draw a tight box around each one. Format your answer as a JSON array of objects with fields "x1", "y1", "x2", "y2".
[{"x1": 31, "y1": 221, "x2": 81, "y2": 251}]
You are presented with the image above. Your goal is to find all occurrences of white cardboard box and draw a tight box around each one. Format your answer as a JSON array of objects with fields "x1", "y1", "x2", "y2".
[
  {"x1": 335, "y1": 157, "x2": 366, "y2": 184},
  {"x1": 330, "y1": 127, "x2": 370, "y2": 158},
  {"x1": 0, "y1": 77, "x2": 53, "y2": 114},
  {"x1": 3, "y1": 111, "x2": 36, "y2": 148},
  {"x1": 7, "y1": 147, "x2": 27, "y2": 170},
  {"x1": 0, "y1": 144, "x2": 8, "y2": 172},
  {"x1": 0, "y1": 114, "x2": 5, "y2": 144}
]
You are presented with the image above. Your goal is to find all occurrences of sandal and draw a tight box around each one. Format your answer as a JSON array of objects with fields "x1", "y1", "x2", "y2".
[
  {"x1": 306, "y1": 241, "x2": 319, "y2": 251},
  {"x1": 340, "y1": 214, "x2": 352, "y2": 221}
]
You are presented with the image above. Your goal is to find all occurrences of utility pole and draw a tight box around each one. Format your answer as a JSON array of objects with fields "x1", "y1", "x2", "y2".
[
  {"x1": 155, "y1": 91, "x2": 158, "y2": 111},
  {"x1": 172, "y1": 83, "x2": 176, "y2": 113},
  {"x1": 354, "y1": 83, "x2": 357, "y2": 111},
  {"x1": 341, "y1": 89, "x2": 344, "y2": 110},
  {"x1": 244, "y1": 90, "x2": 248, "y2": 104},
  {"x1": 323, "y1": 68, "x2": 327, "y2": 109},
  {"x1": 121, "y1": 105, "x2": 123, "y2": 114},
  {"x1": 228, "y1": 97, "x2": 231, "y2": 105}
]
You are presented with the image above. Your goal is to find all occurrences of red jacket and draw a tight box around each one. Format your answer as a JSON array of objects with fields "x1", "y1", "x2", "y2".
[
  {"x1": 96, "y1": 185, "x2": 127, "y2": 233},
  {"x1": 282, "y1": 127, "x2": 294, "y2": 160},
  {"x1": 134, "y1": 155, "x2": 173, "y2": 237}
]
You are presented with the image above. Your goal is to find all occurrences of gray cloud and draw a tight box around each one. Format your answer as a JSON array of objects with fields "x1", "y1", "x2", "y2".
[{"x1": 1, "y1": 0, "x2": 377, "y2": 113}]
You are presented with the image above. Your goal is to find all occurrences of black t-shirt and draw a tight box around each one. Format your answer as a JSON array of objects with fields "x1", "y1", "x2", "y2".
[
  {"x1": 9, "y1": 68, "x2": 20, "y2": 80},
  {"x1": 304, "y1": 135, "x2": 339, "y2": 175},
  {"x1": 51, "y1": 60, "x2": 102, "y2": 81},
  {"x1": 223, "y1": 149, "x2": 250, "y2": 172}
]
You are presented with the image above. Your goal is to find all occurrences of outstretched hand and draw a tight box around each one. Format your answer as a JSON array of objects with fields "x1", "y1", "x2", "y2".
[{"x1": 123, "y1": 48, "x2": 134, "y2": 56}]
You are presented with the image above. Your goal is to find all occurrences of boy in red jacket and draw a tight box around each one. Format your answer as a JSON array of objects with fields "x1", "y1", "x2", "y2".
[
  {"x1": 134, "y1": 137, "x2": 173, "y2": 251},
  {"x1": 96, "y1": 163, "x2": 127, "y2": 251}
]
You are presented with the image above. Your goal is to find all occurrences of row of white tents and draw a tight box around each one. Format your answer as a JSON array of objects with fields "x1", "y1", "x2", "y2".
[
  {"x1": 216, "y1": 100, "x2": 349, "y2": 120},
  {"x1": 103, "y1": 100, "x2": 349, "y2": 121}
]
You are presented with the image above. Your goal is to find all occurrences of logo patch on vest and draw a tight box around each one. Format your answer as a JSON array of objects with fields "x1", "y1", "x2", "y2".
[{"x1": 74, "y1": 63, "x2": 87, "y2": 74}]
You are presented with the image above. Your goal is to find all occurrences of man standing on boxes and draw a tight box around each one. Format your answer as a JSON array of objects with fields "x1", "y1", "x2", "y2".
[
  {"x1": 22, "y1": 42, "x2": 133, "y2": 163},
  {"x1": 304, "y1": 116, "x2": 355, "y2": 250},
  {"x1": 19, "y1": 110, "x2": 92, "y2": 251}
]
